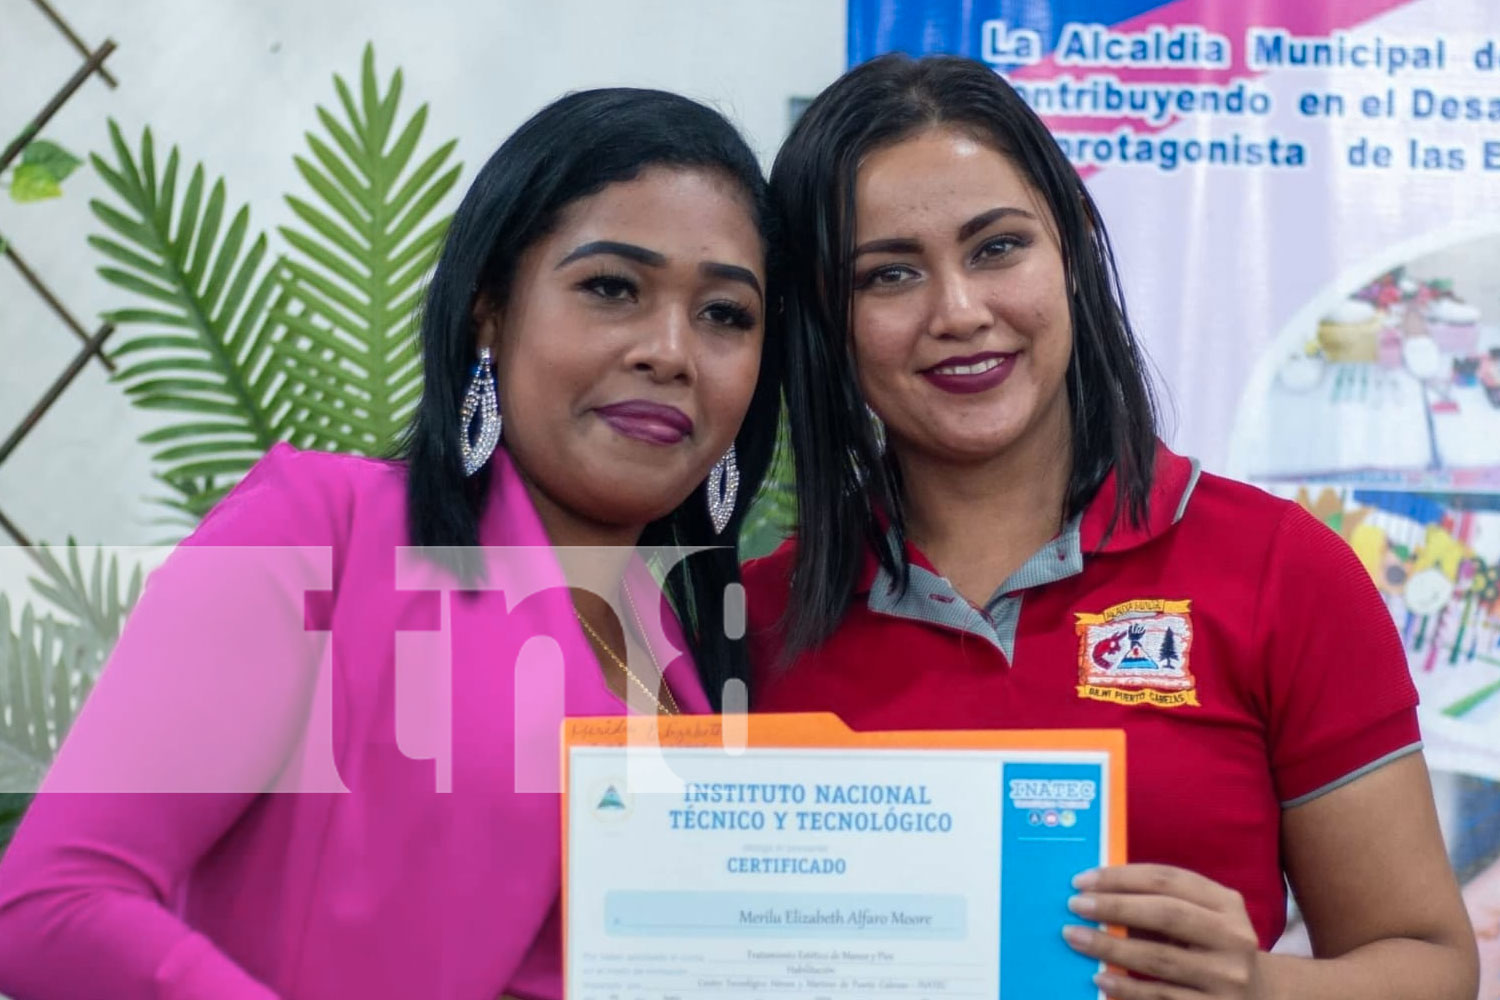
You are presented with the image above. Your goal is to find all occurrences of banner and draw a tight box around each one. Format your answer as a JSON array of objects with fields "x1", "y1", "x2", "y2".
[{"x1": 851, "y1": 0, "x2": 1500, "y2": 983}]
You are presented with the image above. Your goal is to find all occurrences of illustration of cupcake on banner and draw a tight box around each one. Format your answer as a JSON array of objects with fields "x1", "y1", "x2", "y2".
[{"x1": 1233, "y1": 239, "x2": 1500, "y2": 492}]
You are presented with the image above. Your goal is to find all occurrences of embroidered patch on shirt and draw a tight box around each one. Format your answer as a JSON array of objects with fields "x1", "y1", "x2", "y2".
[{"x1": 1075, "y1": 599, "x2": 1198, "y2": 708}]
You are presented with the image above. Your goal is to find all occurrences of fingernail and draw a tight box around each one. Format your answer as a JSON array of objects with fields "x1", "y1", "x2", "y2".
[
  {"x1": 1062, "y1": 925, "x2": 1092, "y2": 946},
  {"x1": 1067, "y1": 894, "x2": 1098, "y2": 916},
  {"x1": 1072, "y1": 868, "x2": 1100, "y2": 889},
  {"x1": 1094, "y1": 971, "x2": 1119, "y2": 990}
]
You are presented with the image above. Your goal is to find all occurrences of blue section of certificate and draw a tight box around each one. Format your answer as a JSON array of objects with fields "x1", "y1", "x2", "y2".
[{"x1": 999, "y1": 761, "x2": 1105, "y2": 998}]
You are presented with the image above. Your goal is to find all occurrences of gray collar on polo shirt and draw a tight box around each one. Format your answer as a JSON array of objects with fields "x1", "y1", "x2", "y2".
[
  {"x1": 868, "y1": 459, "x2": 1201, "y2": 661},
  {"x1": 868, "y1": 515, "x2": 1084, "y2": 661}
]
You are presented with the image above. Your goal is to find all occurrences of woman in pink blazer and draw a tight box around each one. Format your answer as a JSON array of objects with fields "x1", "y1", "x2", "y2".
[{"x1": 0, "y1": 87, "x2": 783, "y2": 999}]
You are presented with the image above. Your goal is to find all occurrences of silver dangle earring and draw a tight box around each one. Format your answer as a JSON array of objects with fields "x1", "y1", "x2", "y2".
[
  {"x1": 459, "y1": 346, "x2": 501, "y2": 476},
  {"x1": 706, "y1": 443, "x2": 739, "y2": 534}
]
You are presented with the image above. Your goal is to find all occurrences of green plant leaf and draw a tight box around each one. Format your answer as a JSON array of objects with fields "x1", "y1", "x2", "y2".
[
  {"x1": 0, "y1": 549, "x2": 138, "y2": 852},
  {"x1": 10, "y1": 163, "x2": 62, "y2": 203},
  {"x1": 185, "y1": 179, "x2": 226, "y2": 292},
  {"x1": 138, "y1": 420, "x2": 249, "y2": 444},
  {"x1": 105, "y1": 334, "x2": 202, "y2": 356},
  {"x1": 271, "y1": 43, "x2": 460, "y2": 455},
  {"x1": 23, "y1": 139, "x2": 84, "y2": 182},
  {"x1": 150, "y1": 439, "x2": 261, "y2": 463},
  {"x1": 151, "y1": 474, "x2": 230, "y2": 525},
  {"x1": 90, "y1": 198, "x2": 159, "y2": 247},
  {"x1": 26, "y1": 543, "x2": 143, "y2": 661},
  {"x1": 739, "y1": 404, "x2": 797, "y2": 561},
  {"x1": 86, "y1": 47, "x2": 463, "y2": 527},
  {"x1": 98, "y1": 266, "x2": 180, "y2": 304},
  {"x1": 89, "y1": 120, "x2": 292, "y2": 521},
  {"x1": 115, "y1": 355, "x2": 222, "y2": 381},
  {"x1": 88, "y1": 235, "x2": 174, "y2": 282},
  {"x1": 305, "y1": 135, "x2": 368, "y2": 206},
  {"x1": 0, "y1": 597, "x2": 92, "y2": 795},
  {"x1": 130, "y1": 396, "x2": 247, "y2": 417}
]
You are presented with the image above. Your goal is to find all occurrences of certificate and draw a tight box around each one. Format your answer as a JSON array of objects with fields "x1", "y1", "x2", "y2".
[{"x1": 563, "y1": 714, "x2": 1126, "y2": 999}]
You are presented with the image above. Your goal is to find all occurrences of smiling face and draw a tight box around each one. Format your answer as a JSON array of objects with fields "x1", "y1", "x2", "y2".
[
  {"x1": 478, "y1": 166, "x2": 766, "y2": 532},
  {"x1": 849, "y1": 127, "x2": 1073, "y2": 467}
]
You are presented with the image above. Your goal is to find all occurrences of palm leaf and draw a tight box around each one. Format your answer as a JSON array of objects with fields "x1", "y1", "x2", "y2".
[
  {"x1": 25, "y1": 542, "x2": 144, "y2": 670},
  {"x1": 273, "y1": 43, "x2": 461, "y2": 454},
  {"x1": 0, "y1": 548, "x2": 142, "y2": 853},
  {"x1": 146, "y1": 474, "x2": 232, "y2": 536},
  {"x1": 89, "y1": 122, "x2": 293, "y2": 517},
  {"x1": 0, "y1": 596, "x2": 97, "y2": 797}
]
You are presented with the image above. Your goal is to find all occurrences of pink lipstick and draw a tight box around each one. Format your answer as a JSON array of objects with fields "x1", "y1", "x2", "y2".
[
  {"x1": 595, "y1": 400, "x2": 694, "y2": 445},
  {"x1": 920, "y1": 351, "x2": 1016, "y2": 394}
]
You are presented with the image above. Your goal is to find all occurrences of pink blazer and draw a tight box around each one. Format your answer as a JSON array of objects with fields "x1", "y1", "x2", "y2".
[{"x1": 0, "y1": 443, "x2": 710, "y2": 999}]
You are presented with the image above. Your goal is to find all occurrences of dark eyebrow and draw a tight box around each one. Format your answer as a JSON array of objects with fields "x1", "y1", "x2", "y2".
[
  {"x1": 556, "y1": 240, "x2": 667, "y2": 269},
  {"x1": 700, "y1": 262, "x2": 763, "y2": 300},
  {"x1": 557, "y1": 242, "x2": 761, "y2": 299},
  {"x1": 852, "y1": 206, "x2": 1038, "y2": 259},
  {"x1": 958, "y1": 206, "x2": 1036, "y2": 242},
  {"x1": 853, "y1": 237, "x2": 923, "y2": 259}
]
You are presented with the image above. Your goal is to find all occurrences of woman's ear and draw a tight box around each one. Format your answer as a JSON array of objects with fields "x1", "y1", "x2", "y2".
[{"x1": 471, "y1": 292, "x2": 501, "y2": 353}]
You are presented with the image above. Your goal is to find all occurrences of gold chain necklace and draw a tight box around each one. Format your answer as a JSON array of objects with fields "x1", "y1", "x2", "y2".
[{"x1": 572, "y1": 589, "x2": 681, "y2": 715}]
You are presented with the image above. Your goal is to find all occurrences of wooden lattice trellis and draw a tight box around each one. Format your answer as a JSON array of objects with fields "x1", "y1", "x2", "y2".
[{"x1": 0, "y1": 0, "x2": 118, "y2": 552}]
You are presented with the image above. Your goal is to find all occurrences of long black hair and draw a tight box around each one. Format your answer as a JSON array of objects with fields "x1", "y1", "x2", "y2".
[
  {"x1": 402, "y1": 88, "x2": 782, "y2": 708},
  {"x1": 770, "y1": 53, "x2": 1157, "y2": 656}
]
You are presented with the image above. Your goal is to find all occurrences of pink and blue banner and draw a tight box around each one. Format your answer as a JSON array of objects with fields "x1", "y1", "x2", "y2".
[{"x1": 852, "y1": 0, "x2": 1500, "y2": 984}]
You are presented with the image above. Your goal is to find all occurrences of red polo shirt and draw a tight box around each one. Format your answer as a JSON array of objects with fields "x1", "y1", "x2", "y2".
[{"x1": 744, "y1": 443, "x2": 1421, "y2": 948}]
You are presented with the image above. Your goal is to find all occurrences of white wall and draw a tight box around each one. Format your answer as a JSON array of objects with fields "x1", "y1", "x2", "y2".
[{"x1": 0, "y1": 0, "x2": 847, "y2": 548}]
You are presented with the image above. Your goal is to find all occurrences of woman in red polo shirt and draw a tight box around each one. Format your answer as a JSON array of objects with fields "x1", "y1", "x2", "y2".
[{"x1": 746, "y1": 53, "x2": 1478, "y2": 998}]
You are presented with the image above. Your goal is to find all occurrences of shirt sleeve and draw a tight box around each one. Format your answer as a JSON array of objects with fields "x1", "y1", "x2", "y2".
[
  {"x1": 0, "y1": 444, "x2": 344, "y2": 999},
  {"x1": 1255, "y1": 503, "x2": 1422, "y2": 808}
]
